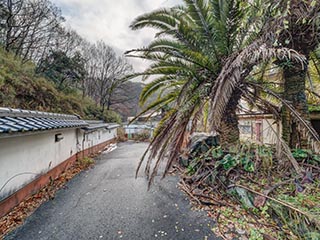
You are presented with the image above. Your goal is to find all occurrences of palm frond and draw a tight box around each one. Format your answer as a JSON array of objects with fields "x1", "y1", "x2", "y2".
[
  {"x1": 130, "y1": 8, "x2": 179, "y2": 32},
  {"x1": 251, "y1": 83, "x2": 320, "y2": 153},
  {"x1": 140, "y1": 75, "x2": 178, "y2": 105},
  {"x1": 209, "y1": 42, "x2": 306, "y2": 129}
]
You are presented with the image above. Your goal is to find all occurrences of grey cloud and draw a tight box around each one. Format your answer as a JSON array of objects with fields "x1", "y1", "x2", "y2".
[{"x1": 52, "y1": 0, "x2": 182, "y2": 73}]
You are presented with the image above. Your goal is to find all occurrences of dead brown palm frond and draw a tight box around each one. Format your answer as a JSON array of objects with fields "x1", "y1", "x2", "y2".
[
  {"x1": 148, "y1": 119, "x2": 188, "y2": 187},
  {"x1": 240, "y1": 86, "x2": 303, "y2": 173},
  {"x1": 190, "y1": 100, "x2": 208, "y2": 133},
  {"x1": 135, "y1": 144, "x2": 151, "y2": 178},
  {"x1": 265, "y1": 119, "x2": 303, "y2": 174},
  {"x1": 135, "y1": 109, "x2": 178, "y2": 179},
  {"x1": 145, "y1": 113, "x2": 189, "y2": 187},
  {"x1": 306, "y1": 88, "x2": 320, "y2": 100},
  {"x1": 145, "y1": 111, "x2": 178, "y2": 174},
  {"x1": 208, "y1": 40, "x2": 307, "y2": 130},
  {"x1": 240, "y1": 87, "x2": 281, "y2": 119},
  {"x1": 138, "y1": 81, "x2": 206, "y2": 186},
  {"x1": 266, "y1": 90, "x2": 319, "y2": 142},
  {"x1": 163, "y1": 122, "x2": 187, "y2": 173},
  {"x1": 275, "y1": 0, "x2": 320, "y2": 54},
  {"x1": 248, "y1": 82, "x2": 320, "y2": 153}
]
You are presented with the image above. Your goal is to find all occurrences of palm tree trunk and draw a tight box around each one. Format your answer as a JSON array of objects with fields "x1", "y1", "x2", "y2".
[
  {"x1": 279, "y1": 0, "x2": 320, "y2": 148},
  {"x1": 282, "y1": 62, "x2": 310, "y2": 148},
  {"x1": 220, "y1": 89, "x2": 241, "y2": 148}
]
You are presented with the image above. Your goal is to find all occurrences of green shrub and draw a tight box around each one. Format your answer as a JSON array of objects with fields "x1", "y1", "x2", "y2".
[
  {"x1": 79, "y1": 157, "x2": 94, "y2": 167},
  {"x1": 132, "y1": 130, "x2": 151, "y2": 142},
  {"x1": 102, "y1": 110, "x2": 122, "y2": 123},
  {"x1": 116, "y1": 127, "x2": 127, "y2": 142}
]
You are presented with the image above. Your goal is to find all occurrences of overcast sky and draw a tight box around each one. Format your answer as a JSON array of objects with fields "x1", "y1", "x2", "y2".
[{"x1": 51, "y1": 0, "x2": 182, "y2": 73}]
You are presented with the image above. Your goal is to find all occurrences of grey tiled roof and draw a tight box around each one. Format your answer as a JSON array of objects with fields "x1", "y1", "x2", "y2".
[
  {"x1": 82, "y1": 120, "x2": 120, "y2": 131},
  {"x1": 0, "y1": 107, "x2": 88, "y2": 134}
]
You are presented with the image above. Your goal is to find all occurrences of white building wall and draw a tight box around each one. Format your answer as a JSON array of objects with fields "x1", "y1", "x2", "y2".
[
  {"x1": 0, "y1": 129, "x2": 77, "y2": 201},
  {"x1": 0, "y1": 127, "x2": 117, "y2": 202},
  {"x1": 262, "y1": 119, "x2": 279, "y2": 145},
  {"x1": 124, "y1": 124, "x2": 154, "y2": 137},
  {"x1": 80, "y1": 128, "x2": 117, "y2": 150}
]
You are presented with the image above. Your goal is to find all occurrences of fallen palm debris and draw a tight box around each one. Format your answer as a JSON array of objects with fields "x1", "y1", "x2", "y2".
[{"x1": 178, "y1": 138, "x2": 320, "y2": 239}]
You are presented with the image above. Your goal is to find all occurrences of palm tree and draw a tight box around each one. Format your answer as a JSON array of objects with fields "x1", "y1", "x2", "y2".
[
  {"x1": 127, "y1": 0, "x2": 306, "y2": 185},
  {"x1": 207, "y1": 0, "x2": 320, "y2": 152},
  {"x1": 129, "y1": 0, "x2": 260, "y2": 145},
  {"x1": 276, "y1": 0, "x2": 320, "y2": 148},
  {"x1": 308, "y1": 48, "x2": 320, "y2": 105}
]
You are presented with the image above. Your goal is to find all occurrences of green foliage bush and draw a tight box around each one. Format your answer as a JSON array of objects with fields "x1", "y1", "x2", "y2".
[
  {"x1": 292, "y1": 148, "x2": 320, "y2": 165},
  {"x1": 79, "y1": 157, "x2": 95, "y2": 167},
  {"x1": 83, "y1": 105, "x2": 122, "y2": 123},
  {"x1": 132, "y1": 130, "x2": 151, "y2": 142},
  {"x1": 116, "y1": 127, "x2": 127, "y2": 142},
  {"x1": 102, "y1": 110, "x2": 122, "y2": 123},
  {"x1": 309, "y1": 105, "x2": 320, "y2": 112}
]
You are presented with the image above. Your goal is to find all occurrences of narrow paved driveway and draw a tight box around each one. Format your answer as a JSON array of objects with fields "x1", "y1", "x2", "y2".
[{"x1": 6, "y1": 142, "x2": 218, "y2": 240}]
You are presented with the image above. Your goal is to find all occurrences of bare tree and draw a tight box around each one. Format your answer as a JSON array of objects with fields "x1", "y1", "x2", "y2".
[
  {"x1": 0, "y1": 1, "x2": 135, "y2": 117},
  {"x1": 36, "y1": 28, "x2": 85, "y2": 72},
  {"x1": 0, "y1": 0, "x2": 64, "y2": 63},
  {"x1": 82, "y1": 41, "x2": 133, "y2": 112},
  {"x1": 53, "y1": 28, "x2": 84, "y2": 56}
]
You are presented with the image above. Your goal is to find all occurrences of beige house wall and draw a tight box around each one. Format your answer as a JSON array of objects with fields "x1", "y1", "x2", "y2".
[{"x1": 239, "y1": 114, "x2": 280, "y2": 145}]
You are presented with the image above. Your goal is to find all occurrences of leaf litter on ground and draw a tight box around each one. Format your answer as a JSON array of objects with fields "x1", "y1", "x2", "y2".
[{"x1": 0, "y1": 157, "x2": 95, "y2": 238}]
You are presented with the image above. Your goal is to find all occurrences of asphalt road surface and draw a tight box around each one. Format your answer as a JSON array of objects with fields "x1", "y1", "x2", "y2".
[{"x1": 6, "y1": 142, "x2": 218, "y2": 240}]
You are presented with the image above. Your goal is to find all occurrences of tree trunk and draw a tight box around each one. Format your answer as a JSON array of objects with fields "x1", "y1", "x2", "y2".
[
  {"x1": 100, "y1": 103, "x2": 106, "y2": 116},
  {"x1": 106, "y1": 95, "x2": 112, "y2": 110},
  {"x1": 5, "y1": 0, "x2": 13, "y2": 52},
  {"x1": 219, "y1": 89, "x2": 241, "y2": 148},
  {"x1": 278, "y1": 0, "x2": 320, "y2": 149},
  {"x1": 282, "y1": 62, "x2": 310, "y2": 148}
]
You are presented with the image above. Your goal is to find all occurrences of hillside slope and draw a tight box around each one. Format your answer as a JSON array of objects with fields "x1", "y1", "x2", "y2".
[
  {"x1": 0, "y1": 49, "x2": 91, "y2": 115},
  {"x1": 0, "y1": 49, "x2": 143, "y2": 121}
]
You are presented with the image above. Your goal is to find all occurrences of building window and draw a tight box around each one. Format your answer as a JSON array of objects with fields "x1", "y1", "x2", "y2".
[
  {"x1": 239, "y1": 125, "x2": 252, "y2": 134},
  {"x1": 55, "y1": 133, "x2": 63, "y2": 142}
]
